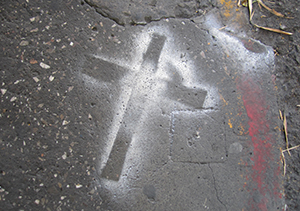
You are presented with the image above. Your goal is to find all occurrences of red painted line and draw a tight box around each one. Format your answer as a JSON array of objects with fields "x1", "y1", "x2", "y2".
[{"x1": 237, "y1": 76, "x2": 281, "y2": 211}]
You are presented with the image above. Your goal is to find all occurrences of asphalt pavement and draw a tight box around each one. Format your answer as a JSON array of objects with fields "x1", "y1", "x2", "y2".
[{"x1": 0, "y1": 0, "x2": 288, "y2": 210}]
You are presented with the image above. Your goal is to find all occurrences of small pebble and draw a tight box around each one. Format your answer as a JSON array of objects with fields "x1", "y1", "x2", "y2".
[
  {"x1": 33, "y1": 77, "x2": 39, "y2": 82},
  {"x1": 40, "y1": 62, "x2": 51, "y2": 69},
  {"x1": 62, "y1": 120, "x2": 69, "y2": 125},
  {"x1": 14, "y1": 80, "x2": 21, "y2": 84},
  {"x1": 62, "y1": 152, "x2": 67, "y2": 160},
  {"x1": 30, "y1": 59, "x2": 38, "y2": 64},
  {"x1": 75, "y1": 184, "x2": 83, "y2": 189},
  {"x1": 1, "y1": 89, "x2": 7, "y2": 95},
  {"x1": 10, "y1": 97, "x2": 17, "y2": 102},
  {"x1": 20, "y1": 40, "x2": 29, "y2": 46},
  {"x1": 58, "y1": 183, "x2": 62, "y2": 188},
  {"x1": 30, "y1": 28, "x2": 39, "y2": 33},
  {"x1": 280, "y1": 24, "x2": 287, "y2": 30},
  {"x1": 68, "y1": 86, "x2": 74, "y2": 92}
]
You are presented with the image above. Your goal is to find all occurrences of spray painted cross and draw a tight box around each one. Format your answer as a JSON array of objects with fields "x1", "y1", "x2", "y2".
[{"x1": 84, "y1": 33, "x2": 208, "y2": 181}]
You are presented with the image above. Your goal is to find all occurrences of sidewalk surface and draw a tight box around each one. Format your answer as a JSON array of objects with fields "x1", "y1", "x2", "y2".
[{"x1": 0, "y1": 0, "x2": 293, "y2": 210}]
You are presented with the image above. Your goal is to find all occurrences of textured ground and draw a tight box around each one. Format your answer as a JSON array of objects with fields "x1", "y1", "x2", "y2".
[{"x1": 0, "y1": 0, "x2": 300, "y2": 210}]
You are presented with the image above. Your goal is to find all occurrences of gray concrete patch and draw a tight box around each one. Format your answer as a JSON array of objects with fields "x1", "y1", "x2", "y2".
[
  {"x1": 171, "y1": 111, "x2": 226, "y2": 163},
  {"x1": 76, "y1": 10, "x2": 284, "y2": 210}
]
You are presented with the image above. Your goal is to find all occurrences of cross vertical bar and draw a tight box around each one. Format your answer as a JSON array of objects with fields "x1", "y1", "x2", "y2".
[{"x1": 101, "y1": 34, "x2": 166, "y2": 181}]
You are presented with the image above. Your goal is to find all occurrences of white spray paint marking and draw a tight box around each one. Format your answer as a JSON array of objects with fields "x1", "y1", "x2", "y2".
[
  {"x1": 202, "y1": 12, "x2": 273, "y2": 74},
  {"x1": 96, "y1": 27, "x2": 219, "y2": 187},
  {"x1": 211, "y1": 27, "x2": 273, "y2": 73},
  {"x1": 89, "y1": 36, "x2": 156, "y2": 173},
  {"x1": 141, "y1": 26, "x2": 219, "y2": 109},
  {"x1": 78, "y1": 24, "x2": 220, "y2": 191}
]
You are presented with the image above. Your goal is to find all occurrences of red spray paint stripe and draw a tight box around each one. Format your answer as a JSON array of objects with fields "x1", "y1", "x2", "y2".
[{"x1": 237, "y1": 76, "x2": 280, "y2": 211}]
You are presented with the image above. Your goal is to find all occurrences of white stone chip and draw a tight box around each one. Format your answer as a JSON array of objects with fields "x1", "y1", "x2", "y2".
[
  {"x1": 49, "y1": 75, "x2": 55, "y2": 81},
  {"x1": 75, "y1": 184, "x2": 83, "y2": 189},
  {"x1": 34, "y1": 199, "x2": 40, "y2": 205},
  {"x1": 10, "y1": 96, "x2": 17, "y2": 102},
  {"x1": 33, "y1": 77, "x2": 39, "y2": 82},
  {"x1": 30, "y1": 28, "x2": 38, "y2": 33},
  {"x1": 20, "y1": 40, "x2": 29, "y2": 46},
  {"x1": 1, "y1": 89, "x2": 7, "y2": 95},
  {"x1": 200, "y1": 51, "x2": 206, "y2": 59},
  {"x1": 14, "y1": 80, "x2": 21, "y2": 84},
  {"x1": 62, "y1": 120, "x2": 69, "y2": 125},
  {"x1": 68, "y1": 86, "x2": 74, "y2": 92},
  {"x1": 62, "y1": 152, "x2": 67, "y2": 160},
  {"x1": 40, "y1": 62, "x2": 50, "y2": 69}
]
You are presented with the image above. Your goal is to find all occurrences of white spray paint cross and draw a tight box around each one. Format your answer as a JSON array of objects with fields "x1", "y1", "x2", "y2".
[{"x1": 83, "y1": 30, "x2": 219, "y2": 181}]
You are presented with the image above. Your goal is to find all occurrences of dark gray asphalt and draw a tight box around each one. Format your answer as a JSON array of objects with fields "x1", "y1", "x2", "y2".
[{"x1": 1, "y1": 0, "x2": 295, "y2": 210}]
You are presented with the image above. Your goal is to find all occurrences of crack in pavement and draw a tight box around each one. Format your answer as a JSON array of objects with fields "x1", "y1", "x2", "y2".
[
  {"x1": 83, "y1": 0, "x2": 208, "y2": 27},
  {"x1": 176, "y1": 160, "x2": 225, "y2": 164},
  {"x1": 83, "y1": 0, "x2": 177, "y2": 27},
  {"x1": 84, "y1": 0, "x2": 126, "y2": 26},
  {"x1": 208, "y1": 163, "x2": 228, "y2": 211}
]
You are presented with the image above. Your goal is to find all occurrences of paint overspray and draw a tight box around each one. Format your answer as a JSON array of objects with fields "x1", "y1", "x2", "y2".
[
  {"x1": 88, "y1": 25, "x2": 219, "y2": 196},
  {"x1": 204, "y1": 11, "x2": 283, "y2": 210}
]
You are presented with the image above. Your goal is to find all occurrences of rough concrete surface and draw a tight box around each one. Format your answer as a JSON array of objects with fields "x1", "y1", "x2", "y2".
[
  {"x1": 1, "y1": 0, "x2": 300, "y2": 210},
  {"x1": 84, "y1": 0, "x2": 217, "y2": 25}
]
